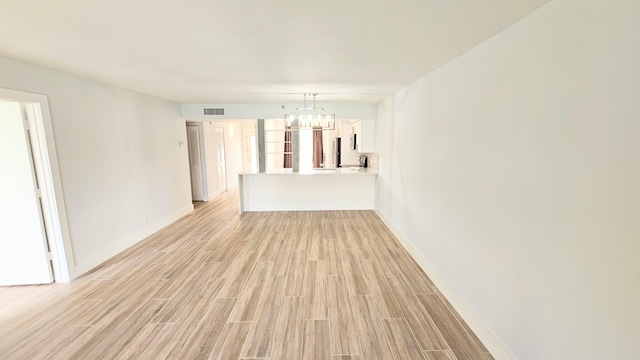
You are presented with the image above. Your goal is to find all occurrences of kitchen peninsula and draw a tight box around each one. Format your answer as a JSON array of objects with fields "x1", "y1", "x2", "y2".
[{"x1": 238, "y1": 167, "x2": 377, "y2": 213}]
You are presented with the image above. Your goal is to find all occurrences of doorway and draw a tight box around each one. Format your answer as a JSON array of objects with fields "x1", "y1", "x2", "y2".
[
  {"x1": 185, "y1": 120, "x2": 255, "y2": 205},
  {"x1": 0, "y1": 88, "x2": 74, "y2": 284},
  {"x1": 186, "y1": 124, "x2": 205, "y2": 201}
]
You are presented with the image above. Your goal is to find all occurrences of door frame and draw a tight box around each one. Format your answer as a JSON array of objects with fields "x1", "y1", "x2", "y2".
[
  {"x1": 0, "y1": 88, "x2": 75, "y2": 282},
  {"x1": 186, "y1": 123, "x2": 207, "y2": 201}
]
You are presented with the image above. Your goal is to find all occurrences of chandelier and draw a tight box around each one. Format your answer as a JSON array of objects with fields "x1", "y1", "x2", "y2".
[{"x1": 284, "y1": 93, "x2": 335, "y2": 130}]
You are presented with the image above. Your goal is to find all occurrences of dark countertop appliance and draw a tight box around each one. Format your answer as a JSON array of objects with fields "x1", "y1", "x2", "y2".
[
  {"x1": 333, "y1": 137, "x2": 341, "y2": 168},
  {"x1": 358, "y1": 155, "x2": 368, "y2": 168}
]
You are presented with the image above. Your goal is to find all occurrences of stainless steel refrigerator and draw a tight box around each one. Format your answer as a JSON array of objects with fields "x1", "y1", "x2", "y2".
[{"x1": 333, "y1": 137, "x2": 342, "y2": 168}]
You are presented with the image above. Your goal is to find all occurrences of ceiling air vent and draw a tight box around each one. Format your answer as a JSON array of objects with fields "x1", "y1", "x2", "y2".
[{"x1": 204, "y1": 108, "x2": 225, "y2": 116}]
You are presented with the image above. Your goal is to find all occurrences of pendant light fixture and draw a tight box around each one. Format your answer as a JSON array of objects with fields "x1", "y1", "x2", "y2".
[{"x1": 284, "y1": 93, "x2": 335, "y2": 130}]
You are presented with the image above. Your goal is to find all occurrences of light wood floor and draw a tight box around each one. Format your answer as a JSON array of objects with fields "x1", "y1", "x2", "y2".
[{"x1": 0, "y1": 189, "x2": 493, "y2": 360}]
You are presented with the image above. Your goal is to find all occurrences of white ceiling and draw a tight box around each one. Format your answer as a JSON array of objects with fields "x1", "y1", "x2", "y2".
[{"x1": 0, "y1": 0, "x2": 548, "y2": 104}]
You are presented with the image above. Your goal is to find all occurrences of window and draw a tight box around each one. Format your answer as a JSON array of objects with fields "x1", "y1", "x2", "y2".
[{"x1": 263, "y1": 120, "x2": 327, "y2": 171}]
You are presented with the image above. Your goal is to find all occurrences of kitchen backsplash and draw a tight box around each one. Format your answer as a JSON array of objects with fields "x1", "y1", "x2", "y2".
[{"x1": 361, "y1": 153, "x2": 379, "y2": 170}]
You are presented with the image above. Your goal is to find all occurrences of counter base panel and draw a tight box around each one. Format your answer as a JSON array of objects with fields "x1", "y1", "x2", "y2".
[{"x1": 239, "y1": 174, "x2": 375, "y2": 212}]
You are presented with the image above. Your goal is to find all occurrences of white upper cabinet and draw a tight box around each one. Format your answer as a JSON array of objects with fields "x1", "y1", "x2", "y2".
[{"x1": 354, "y1": 119, "x2": 375, "y2": 153}]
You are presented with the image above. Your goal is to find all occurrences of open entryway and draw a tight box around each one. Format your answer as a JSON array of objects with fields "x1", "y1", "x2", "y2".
[
  {"x1": 0, "y1": 88, "x2": 74, "y2": 285},
  {"x1": 186, "y1": 120, "x2": 250, "y2": 204}
]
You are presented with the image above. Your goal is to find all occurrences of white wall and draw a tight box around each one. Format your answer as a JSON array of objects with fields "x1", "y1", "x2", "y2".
[
  {"x1": 0, "y1": 56, "x2": 193, "y2": 276},
  {"x1": 240, "y1": 121, "x2": 258, "y2": 172},
  {"x1": 223, "y1": 122, "x2": 243, "y2": 188},
  {"x1": 202, "y1": 122, "x2": 222, "y2": 199},
  {"x1": 376, "y1": 0, "x2": 640, "y2": 359}
]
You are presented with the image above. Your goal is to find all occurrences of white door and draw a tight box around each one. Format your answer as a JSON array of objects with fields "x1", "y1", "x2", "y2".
[
  {"x1": 215, "y1": 127, "x2": 227, "y2": 192},
  {"x1": 0, "y1": 102, "x2": 53, "y2": 285},
  {"x1": 186, "y1": 125, "x2": 204, "y2": 201}
]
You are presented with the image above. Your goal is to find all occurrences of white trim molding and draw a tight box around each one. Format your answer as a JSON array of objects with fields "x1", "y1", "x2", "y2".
[
  {"x1": 375, "y1": 210, "x2": 516, "y2": 360},
  {"x1": 0, "y1": 87, "x2": 76, "y2": 282}
]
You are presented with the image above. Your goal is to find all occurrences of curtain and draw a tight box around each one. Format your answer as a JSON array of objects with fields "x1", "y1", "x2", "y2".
[
  {"x1": 312, "y1": 128, "x2": 323, "y2": 168},
  {"x1": 284, "y1": 127, "x2": 292, "y2": 168}
]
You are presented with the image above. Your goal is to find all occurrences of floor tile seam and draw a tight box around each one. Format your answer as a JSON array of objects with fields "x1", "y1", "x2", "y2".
[
  {"x1": 238, "y1": 277, "x2": 286, "y2": 359},
  {"x1": 175, "y1": 297, "x2": 237, "y2": 360},
  {"x1": 430, "y1": 291, "x2": 491, "y2": 355},
  {"x1": 393, "y1": 272, "x2": 453, "y2": 353},
  {"x1": 83, "y1": 297, "x2": 163, "y2": 359},
  {"x1": 205, "y1": 312, "x2": 250, "y2": 360},
  {"x1": 345, "y1": 288, "x2": 365, "y2": 358}
]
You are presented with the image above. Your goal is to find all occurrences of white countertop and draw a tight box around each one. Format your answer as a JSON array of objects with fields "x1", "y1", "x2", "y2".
[{"x1": 239, "y1": 167, "x2": 377, "y2": 176}]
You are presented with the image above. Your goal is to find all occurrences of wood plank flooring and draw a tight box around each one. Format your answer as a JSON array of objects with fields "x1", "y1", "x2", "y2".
[{"x1": 0, "y1": 189, "x2": 493, "y2": 360}]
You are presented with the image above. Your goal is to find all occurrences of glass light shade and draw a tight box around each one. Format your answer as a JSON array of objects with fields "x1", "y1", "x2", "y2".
[{"x1": 284, "y1": 108, "x2": 335, "y2": 130}]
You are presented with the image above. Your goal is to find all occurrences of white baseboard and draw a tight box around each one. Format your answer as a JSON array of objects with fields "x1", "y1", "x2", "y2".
[
  {"x1": 73, "y1": 204, "x2": 194, "y2": 277},
  {"x1": 374, "y1": 210, "x2": 516, "y2": 360}
]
